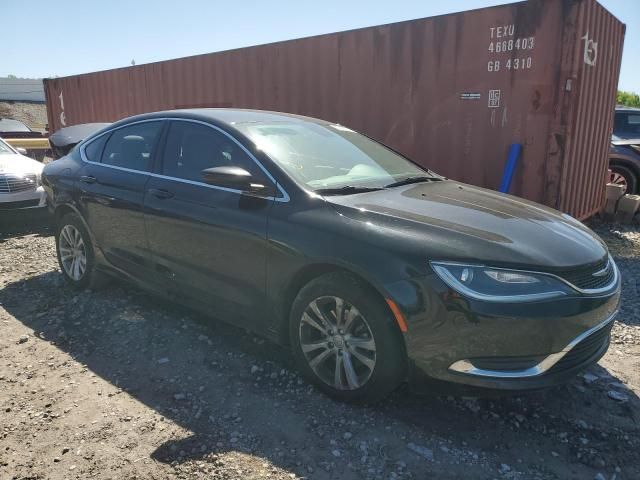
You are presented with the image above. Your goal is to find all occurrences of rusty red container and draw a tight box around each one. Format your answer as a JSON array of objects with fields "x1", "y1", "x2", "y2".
[{"x1": 43, "y1": 0, "x2": 625, "y2": 219}]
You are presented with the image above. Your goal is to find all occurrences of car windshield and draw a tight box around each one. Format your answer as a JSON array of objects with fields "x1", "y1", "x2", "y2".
[
  {"x1": 0, "y1": 138, "x2": 15, "y2": 155},
  {"x1": 0, "y1": 118, "x2": 31, "y2": 132},
  {"x1": 234, "y1": 121, "x2": 431, "y2": 191}
]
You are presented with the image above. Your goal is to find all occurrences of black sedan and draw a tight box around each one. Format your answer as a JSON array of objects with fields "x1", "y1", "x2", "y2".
[{"x1": 42, "y1": 109, "x2": 620, "y2": 402}]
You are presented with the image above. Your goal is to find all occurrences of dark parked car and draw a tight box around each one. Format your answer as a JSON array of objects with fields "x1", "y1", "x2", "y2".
[
  {"x1": 0, "y1": 118, "x2": 47, "y2": 162},
  {"x1": 42, "y1": 109, "x2": 620, "y2": 402},
  {"x1": 609, "y1": 107, "x2": 640, "y2": 194}
]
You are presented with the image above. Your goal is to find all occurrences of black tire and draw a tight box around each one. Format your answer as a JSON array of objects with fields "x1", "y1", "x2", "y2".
[
  {"x1": 55, "y1": 212, "x2": 109, "y2": 289},
  {"x1": 289, "y1": 272, "x2": 406, "y2": 403},
  {"x1": 33, "y1": 150, "x2": 46, "y2": 162},
  {"x1": 610, "y1": 164, "x2": 638, "y2": 194}
]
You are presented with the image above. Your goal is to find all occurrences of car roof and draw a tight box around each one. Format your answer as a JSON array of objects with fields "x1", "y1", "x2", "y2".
[
  {"x1": 615, "y1": 106, "x2": 640, "y2": 113},
  {"x1": 109, "y1": 108, "x2": 331, "y2": 129}
]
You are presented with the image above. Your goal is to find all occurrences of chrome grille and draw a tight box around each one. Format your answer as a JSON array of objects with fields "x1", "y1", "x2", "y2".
[
  {"x1": 555, "y1": 256, "x2": 616, "y2": 291},
  {"x1": 548, "y1": 322, "x2": 612, "y2": 374},
  {"x1": 0, "y1": 173, "x2": 38, "y2": 193}
]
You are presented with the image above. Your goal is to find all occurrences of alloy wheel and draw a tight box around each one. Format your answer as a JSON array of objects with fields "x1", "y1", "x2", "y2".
[
  {"x1": 299, "y1": 296, "x2": 377, "y2": 390},
  {"x1": 609, "y1": 171, "x2": 628, "y2": 194},
  {"x1": 58, "y1": 224, "x2": 87, "y2": 281}
]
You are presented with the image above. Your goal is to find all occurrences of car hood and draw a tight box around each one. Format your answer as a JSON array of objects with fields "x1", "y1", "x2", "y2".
[
  {"x1": 325, "y1": 180, "x2": 607, "y2": 269},
  {"x1": 0, "y1": 153, "x2": 44, "y2": 175}
]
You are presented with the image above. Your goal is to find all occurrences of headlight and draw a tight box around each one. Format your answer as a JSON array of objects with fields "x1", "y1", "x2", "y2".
[{"x1": 430, "y1": 262, "x2": 575, "y2": 302}]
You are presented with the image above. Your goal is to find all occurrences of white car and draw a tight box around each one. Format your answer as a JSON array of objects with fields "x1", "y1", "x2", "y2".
[{"x1": 0, "y1": 137, "x2": 46, "y2": 210}]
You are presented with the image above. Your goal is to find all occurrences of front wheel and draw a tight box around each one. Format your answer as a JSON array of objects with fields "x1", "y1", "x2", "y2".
[
  {"x1": 609, "y1": 164, "x2": 638, "y2": 194},
  {"x1": 289, "y1": 272, "x2": 406, "y2": 403}
]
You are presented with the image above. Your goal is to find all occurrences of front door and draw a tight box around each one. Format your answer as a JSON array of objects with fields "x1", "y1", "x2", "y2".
[{"x1": 143, "y1": 120, "x2": 274, "y2": 325}]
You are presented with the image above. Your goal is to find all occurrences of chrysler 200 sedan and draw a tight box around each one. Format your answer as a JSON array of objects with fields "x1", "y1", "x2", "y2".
[{"x1": 42, "y1": 109, "x2": 620, "y2": 402}]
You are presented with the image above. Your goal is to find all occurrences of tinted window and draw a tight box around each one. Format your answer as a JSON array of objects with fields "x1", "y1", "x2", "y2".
[
  {"x1": 614, "y1": 112, "x2": 640, "y2": 138},
  {"x1": 84, "y1": 134, "x2": 109, "y2": 162},
  {"x1": 101, "y1": 121, "x2": 163, "y2": 171},
  {"x1": 162, "y1": 121, "x2": 258, "y2": 182}
]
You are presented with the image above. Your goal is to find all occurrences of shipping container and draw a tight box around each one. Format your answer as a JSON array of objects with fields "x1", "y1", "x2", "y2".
[{"x1": 43, "y1": 0, "x2": 625, "y2": 219}]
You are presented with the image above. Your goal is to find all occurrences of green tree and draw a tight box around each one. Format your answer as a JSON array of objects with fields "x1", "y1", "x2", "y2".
[
  {"x1": 7, "y1": 74, "x2": 16, "y2": 79},
  {"x1": 617, "y1": 90, "x2": 640, "y2": 107}
]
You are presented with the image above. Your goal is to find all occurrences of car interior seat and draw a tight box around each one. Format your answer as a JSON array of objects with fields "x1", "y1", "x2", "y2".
[{"x1": 118, "y1": 135, "x2": 148, "y2": 170}]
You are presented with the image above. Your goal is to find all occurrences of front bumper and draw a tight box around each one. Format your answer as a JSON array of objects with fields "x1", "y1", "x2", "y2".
[
  {"x1": 0, "y1": 186, "x2": 46, "y2": 210},
  {"x1": 385, "y1": 271, "x2": 621, "y2": 391},
  {"x1": 447, "y1": 309, "x2": 616, "y2": 386}
]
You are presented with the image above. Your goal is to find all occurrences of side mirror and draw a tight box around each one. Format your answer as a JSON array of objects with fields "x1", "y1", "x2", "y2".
[
  {"x1": 201, "y1": 166, "x2": 274, "y2": 196},
  {"x1": 16, "y1": 147, "x2": 28, "y2": 155}
]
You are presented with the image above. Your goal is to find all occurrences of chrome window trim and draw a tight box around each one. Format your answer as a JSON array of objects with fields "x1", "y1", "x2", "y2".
[
  {"x1": 431, "y1": 254, "x2": 619, "y2": 299},
  {"x1": 79, "y1": 117, "x2": 290, "y2": 203},
  {"x1": 448, "y1": 309, "x2": 618, "y2": 378}
]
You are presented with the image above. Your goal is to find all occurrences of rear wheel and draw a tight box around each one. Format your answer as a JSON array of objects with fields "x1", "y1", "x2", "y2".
[
  {"x1": 609, "y1": 164, "x2": 638, "y2": 194},
  {"x1": 289, "y1": 272, "x2": 406, "y2": 403},
  {"x1": 55, "y1": 212, "x2": 108, "y2": 289}
]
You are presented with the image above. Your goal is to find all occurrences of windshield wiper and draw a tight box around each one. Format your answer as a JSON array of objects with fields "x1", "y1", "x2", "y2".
[
  {"x1": 315, "y1": 185, "x2": 384, "y2": 195},
  {"x1": 383, "y1": 175, "x2": 440, "y2": 189}
]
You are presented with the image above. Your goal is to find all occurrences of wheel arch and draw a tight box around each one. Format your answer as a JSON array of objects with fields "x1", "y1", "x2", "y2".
[
  {"x1": 53, "y1": 203, "x2": 102, "y2": 261},
  {"x1": 609, "y1": 154, "x2": 640, "y2": 177},
  {"x1": 54, "y1": 203, "x2": 78, "y2": 223},
  {"x1": 277, "y1": 262, "x2": 408, "y2": 352}
]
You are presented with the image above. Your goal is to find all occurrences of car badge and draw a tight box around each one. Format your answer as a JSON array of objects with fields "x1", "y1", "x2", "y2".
[{"x1": 592, "y1": 261, "x2": 610, "y2": 277}]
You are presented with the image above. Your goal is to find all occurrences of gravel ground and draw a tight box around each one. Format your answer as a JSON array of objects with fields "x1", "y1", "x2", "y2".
[{"x1": 0, "y1": 212, "x2": 638, "y2": 480}]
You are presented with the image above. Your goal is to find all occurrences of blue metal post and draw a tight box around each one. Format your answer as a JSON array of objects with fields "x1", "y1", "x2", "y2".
[{"x1": 499, "y1": 143, "x2": 522, "y2": 193}]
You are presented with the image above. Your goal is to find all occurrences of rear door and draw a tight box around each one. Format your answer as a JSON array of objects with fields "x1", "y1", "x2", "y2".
[
  {"x1": 78, "y1": 120, "x2": 164, "y2": 279},
  {"x1": 143, "y1": 119, "x2": 275, "y2": 325}
]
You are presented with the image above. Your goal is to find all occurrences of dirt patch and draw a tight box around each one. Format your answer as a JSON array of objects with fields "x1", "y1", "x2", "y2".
[
  {"x1": 0, "y1": 215, "x2": 638, "y2": 479},
  {"x1": 0, "y1": 101, "x2": 48, "y2": 132}
]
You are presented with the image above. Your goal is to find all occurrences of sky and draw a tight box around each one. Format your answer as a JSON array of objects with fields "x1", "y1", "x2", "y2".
[{"x1": 2, "y1": 0, "x2": 638, "y2": 92}]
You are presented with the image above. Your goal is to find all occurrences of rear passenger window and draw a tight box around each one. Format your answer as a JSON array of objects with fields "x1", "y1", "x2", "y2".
[
  {"x1": 84, "y1": 134, "x2": 109, "y2": 162},
  {"x1": 101, "y1": 121, "x2": 163, "y2": 171},
  {"x1": 161, "y1": 121, "x2": 259, "y2": 183}
]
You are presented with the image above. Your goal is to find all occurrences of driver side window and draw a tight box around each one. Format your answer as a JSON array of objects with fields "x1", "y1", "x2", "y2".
[{"x1": 161, "y1": 121, "x2": 259, "y2": 184}]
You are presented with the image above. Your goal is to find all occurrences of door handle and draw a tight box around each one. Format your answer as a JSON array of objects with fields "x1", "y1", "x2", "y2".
[
  {"x1": 148, "y1": 188, "x2": 174, "y2": 199},
  {"x1": 80, "y1": 175, "x2": 97, "y2": 184}
]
